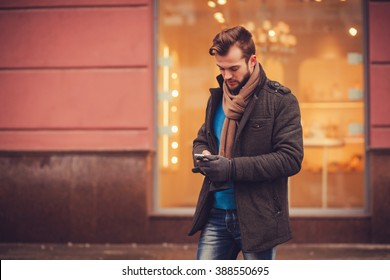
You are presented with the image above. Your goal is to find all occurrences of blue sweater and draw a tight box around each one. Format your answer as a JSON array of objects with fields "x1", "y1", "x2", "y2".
[{"x1": 213, "y1": 102, "x2": 236, "y2": 209}]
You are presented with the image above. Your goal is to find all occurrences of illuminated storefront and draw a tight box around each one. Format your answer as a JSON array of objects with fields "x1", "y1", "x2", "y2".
[{"x1": 156, "y1": 0, "x2": 366, "y2": 215}]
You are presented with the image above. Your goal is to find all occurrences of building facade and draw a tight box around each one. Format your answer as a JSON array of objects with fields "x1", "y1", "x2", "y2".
[{"x1": 0, "y1": 0, "x2": 389, "y2": 244}]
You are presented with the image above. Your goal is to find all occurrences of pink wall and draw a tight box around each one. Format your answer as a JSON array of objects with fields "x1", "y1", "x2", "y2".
[
  {"x1": 0, "y1": 0, "x2": 154, "y2": 151},
  {"x1": 2, "y1": 0, "x2": 387, "y2": 151},
  {"x1": 369, "y1": 1, "x2": 390, "y2": 148}
]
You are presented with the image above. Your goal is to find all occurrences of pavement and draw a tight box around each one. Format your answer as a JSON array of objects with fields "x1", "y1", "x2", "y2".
[{"x1": 1, "y1": 242, "x2": 390, "y2": 260}]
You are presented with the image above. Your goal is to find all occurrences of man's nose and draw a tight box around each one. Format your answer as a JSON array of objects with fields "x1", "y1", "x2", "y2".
[{"x1": 224, "y1": 70, "x2": 232, "y2": 80}]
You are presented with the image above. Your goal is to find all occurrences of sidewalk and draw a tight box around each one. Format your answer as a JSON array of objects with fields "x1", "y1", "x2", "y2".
[{"x1": 1, "y1": 243, "x2": 390, "y2": 260}]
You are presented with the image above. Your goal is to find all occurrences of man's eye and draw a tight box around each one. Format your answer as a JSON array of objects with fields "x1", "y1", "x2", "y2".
[{"x1": 231, "y1": 68, "x2": 238, "y2": 71}]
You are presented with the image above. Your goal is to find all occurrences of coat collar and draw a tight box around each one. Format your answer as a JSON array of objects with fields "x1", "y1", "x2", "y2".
[{"x1": 216, "y1": 74, "x2": 224, "y2": 88}]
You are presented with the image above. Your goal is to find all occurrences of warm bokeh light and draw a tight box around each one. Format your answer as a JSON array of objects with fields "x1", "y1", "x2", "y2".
[
  {"x1": 349, "y1": 27, "x2": 358, "y2": 36},
  {"x1": 268, "y1": 29, "x2": 276, "y2": 37},
  {"x1": 171, "y1": 89, "x2": 179, "y2": 97},
  {"x1": 171, "y1": 142, "x2": 179, "y2": 149},
  {"x1": 171, "y1": 125, "x2": 178, "y2": 133},
  {"x1": 171, "y1": 156, "x2": 178, "y2": 164},
  {"x1": 214, "y1": 12, "x2": 225, "y2": 24},
  {"x1": 207, "y1": 1, "x2": 216, "y2": 8}
]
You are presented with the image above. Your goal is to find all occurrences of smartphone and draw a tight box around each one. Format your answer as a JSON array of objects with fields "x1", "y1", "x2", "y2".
[{"x1": 194, "y1": 153, "x2": 207, "y2": 161}]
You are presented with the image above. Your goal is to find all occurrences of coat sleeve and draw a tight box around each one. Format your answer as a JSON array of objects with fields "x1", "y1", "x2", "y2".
[
  {"x1": 192, "y1": 98, "x2": 213, "y2": 160},
  {"x1": 193, "y1": 122, "x2": 210, "y2": 154},
  {"x1": 233, "y1": 93, "x2": 304, "y2": 182}
]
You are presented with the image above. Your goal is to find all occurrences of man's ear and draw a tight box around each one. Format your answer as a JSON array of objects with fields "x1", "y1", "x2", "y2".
[{"x1": 250, "y1": 54, "x2": 257, "y2": 67}]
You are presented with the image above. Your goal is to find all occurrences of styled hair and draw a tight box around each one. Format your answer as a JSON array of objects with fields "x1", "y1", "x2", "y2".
[{"x1": 209, "y1": 26, "x2": 256, "y2": 63}]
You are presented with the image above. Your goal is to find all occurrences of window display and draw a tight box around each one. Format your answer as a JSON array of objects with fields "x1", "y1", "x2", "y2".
[{"x1": 157, "y1": 0, "x2": 365, "y2": 213}]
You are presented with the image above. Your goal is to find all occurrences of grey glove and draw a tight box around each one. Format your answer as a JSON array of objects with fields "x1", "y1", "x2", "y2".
[{"x1": 197, "y1": 155, "x2": 235, "y2": 182}]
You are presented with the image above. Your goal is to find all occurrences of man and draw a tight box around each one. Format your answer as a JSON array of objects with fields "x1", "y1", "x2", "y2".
[{"x1": 189, "y1": 26, "x2": 303, "y2": 260}]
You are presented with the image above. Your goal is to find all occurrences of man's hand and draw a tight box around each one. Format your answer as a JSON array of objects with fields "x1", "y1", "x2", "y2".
[
  {"x1": 197, "y1": 155, "x2": 234, "y2": 182},
  {"x1": 192, "y1": 150, "x2": 212, "y2": 175}
]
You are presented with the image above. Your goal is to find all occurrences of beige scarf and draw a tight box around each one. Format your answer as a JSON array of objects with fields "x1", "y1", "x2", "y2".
[{"x1": 220, "y1": 63, "x2": 260, "y2": 158}]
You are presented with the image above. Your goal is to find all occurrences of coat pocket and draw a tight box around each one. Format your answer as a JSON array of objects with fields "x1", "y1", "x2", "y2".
[
  {"x1": 240, "y1": 117, "x2": 273, "y2": 155},
  {"x1": 247, "y1": 117, "x2": 272, "y2": 130},
  {"x1": 272, "y1": 188, "x2": 283, "y2": 217}
]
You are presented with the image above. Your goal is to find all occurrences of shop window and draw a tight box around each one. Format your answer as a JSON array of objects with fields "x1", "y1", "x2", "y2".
[{"x1": 156, "y1": 0, "x2": 365, "y2": 214}]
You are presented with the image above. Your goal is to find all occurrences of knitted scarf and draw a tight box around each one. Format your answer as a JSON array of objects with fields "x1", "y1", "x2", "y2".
[{"x1": 220, "y1": 62, "x2": 265, "y2": 158}]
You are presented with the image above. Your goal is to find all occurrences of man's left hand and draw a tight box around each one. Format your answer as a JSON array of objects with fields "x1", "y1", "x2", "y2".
[{"x1": 197, "y1": 155, "x2": 234, "y2": 182}]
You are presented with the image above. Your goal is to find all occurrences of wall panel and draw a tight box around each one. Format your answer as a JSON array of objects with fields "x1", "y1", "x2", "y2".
[
  {"x1": 0, "y1": 7, "x2": 151, "y2": 67},
  {"x1": 369, "y1": 65, "x2": 390, "y2": 126},
  {"x1": 0, "y1": 130, "x2": 152, "y2": 151},
  {"x1": 369, "y1": 0, "x2": 390, "y2": 244},
  {"x1": 0, "y1": 0, "x2": 149, "y2": 8},
  {"x1": 370, "y1": 129, "x2": 390, "y2": 149},
  {"x1": 369, "y1": 2, "x2": 390, "y2": 62},
  {"x1": 0, "y1": 1, "x2": 153, "y2": 151},
  {"x1": 369, "y1": 1, "x2": 390, "y2": 149},
  {"x1": 0, "y1": 70, "x2": 152, "y2": 129}
]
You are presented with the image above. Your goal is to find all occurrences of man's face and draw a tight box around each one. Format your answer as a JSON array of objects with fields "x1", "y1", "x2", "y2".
[{"x1": 215, "y1": 44, "x2": 256, "y2": 94}]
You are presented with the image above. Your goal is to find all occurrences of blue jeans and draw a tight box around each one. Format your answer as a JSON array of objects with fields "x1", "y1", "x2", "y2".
[{"x1": 196, "y1": 208, "x2": 276, "y2": 260}]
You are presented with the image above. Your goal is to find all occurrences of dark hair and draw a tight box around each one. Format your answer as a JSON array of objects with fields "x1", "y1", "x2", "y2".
[{"x1": 209, "y1": 26, "x2": 256, "y2": 63}]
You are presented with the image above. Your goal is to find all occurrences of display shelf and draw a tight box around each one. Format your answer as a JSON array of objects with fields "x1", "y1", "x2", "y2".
[
  {"x1": 304, "y1": 137, "x2": 344, "y2": 146},
  {"x1": 299, "y1": 137, "x2": 364, "y2": 209},
  {"x1": 344, "y1": 137, "x2": 364, "y2": 144},
  {"x1": 300, "y1": 101, "x2": 363, "y2": 109},
  {"x1": 304, "y1": 137, "x2": 364, "y2": 145},
  {"x1": 303, "y1": 137, "x2": 345, "y2": 208},
  {"x1": 289, "y1": 170, "x2": 365, "y2": 209}
]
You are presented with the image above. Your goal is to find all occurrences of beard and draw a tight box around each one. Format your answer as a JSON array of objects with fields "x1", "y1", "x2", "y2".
[{"x1": 227, "y1": 69, "x2": 251, "y2": 95}]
